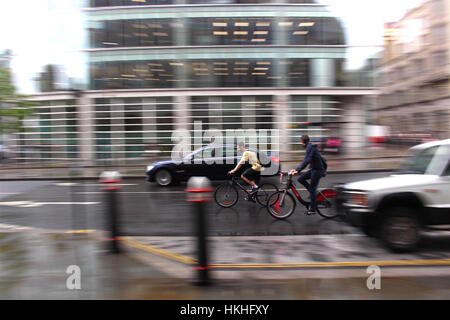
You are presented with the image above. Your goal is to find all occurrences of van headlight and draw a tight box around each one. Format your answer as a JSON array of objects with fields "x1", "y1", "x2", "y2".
[
  {"x1": 146, "y1": 165, "x2": 154, "y2": 172},
  {"x1": 350, "y1": 192, "x2": 369, "y2": 207}
]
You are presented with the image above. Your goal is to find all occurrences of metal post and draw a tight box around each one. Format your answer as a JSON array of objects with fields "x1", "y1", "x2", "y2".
[
  {"x1": 100, "y1": 171, "x2": 122, "y2": 254},
  {"x1": 186, "y1": 177, "x2": 213, "y2": 286}
]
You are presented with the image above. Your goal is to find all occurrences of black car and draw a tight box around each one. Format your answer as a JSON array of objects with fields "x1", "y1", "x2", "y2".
[{"x1": 146, "y1": 145, "x2": 280, "y2": 186}]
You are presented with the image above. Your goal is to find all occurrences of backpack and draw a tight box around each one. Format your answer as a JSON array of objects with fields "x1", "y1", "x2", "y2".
[{"x1": 256, "y1": 151, "x2": 271, "y2": 168}]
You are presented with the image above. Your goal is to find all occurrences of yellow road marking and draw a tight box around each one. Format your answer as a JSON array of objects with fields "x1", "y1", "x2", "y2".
[
  {"x1": 120, "y1": 237, "x2": 450, "y2": 269},
  {"x1": 208, "y1": 259, "x2": 450, "y2": 269},
  {"x1": 120, "y1": 237, "x2": 196, "y2": 265},
  {"x1": 66, "y1": 229, "x2": 96, "y2": 234}
]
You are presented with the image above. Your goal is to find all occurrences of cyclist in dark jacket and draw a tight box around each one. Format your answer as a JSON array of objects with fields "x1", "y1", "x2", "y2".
[{"x1": 290, "y1": 135, "x2": 327, "y2": 215}]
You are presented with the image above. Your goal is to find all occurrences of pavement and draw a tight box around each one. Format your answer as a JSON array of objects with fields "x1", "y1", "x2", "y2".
[{"x1": 1, "y1": 227, "x2": 450, "y2": 299}]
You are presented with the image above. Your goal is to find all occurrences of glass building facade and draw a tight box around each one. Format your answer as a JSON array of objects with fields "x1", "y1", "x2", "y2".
[{"x1": 17, "y1": 1, "x2": 378, "y2": 163}]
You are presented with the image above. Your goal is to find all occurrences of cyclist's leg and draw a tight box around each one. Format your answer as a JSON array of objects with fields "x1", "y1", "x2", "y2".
[
  {"x1": 309, "y1": 170, "x2": 323, "y2": 212},
  {"x1": 242, "y1": 168, "x2": 258, "y2": 188},
  {"x1": 297, "y1": 170, "x2": 312, "y2": 192},
  {"x1": 241, "y1": 174, "x2": 255, "y2": 188}
]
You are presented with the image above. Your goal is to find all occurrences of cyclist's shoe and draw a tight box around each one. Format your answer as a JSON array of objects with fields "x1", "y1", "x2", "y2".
[
  {"x1": 306, "y1": 209, "x2": 316, "y2": 215},
  {"x1": 250, "y1": 187, "x2": 259, "y2": 195}
]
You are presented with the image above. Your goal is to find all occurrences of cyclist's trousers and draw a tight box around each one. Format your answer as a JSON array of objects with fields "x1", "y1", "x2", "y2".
[{"x1": 298, "y1": 169, "x2": 325, "y2": 211}]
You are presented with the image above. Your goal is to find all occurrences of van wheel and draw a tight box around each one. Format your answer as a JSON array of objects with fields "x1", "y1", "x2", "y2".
[
  {"x1": 362, "y1": 223, "x2": 378, "y2": 238},
  {"x1": 380, "y1": 207, "x2": 421, "y2": 252}
]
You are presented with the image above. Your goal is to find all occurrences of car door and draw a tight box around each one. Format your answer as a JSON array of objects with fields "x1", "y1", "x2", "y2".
[
  {"x1": 205, "y1": 146, "x2": 237, "y2": 180},
  {"x1": 176, "y1": 147, "x2": 207, "y2": 180}
]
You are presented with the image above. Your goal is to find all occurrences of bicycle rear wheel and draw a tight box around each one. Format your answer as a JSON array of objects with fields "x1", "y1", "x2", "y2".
[
  {"x1": 316, "y1": 188, "x2": 339, "y2": 219},
  {"x1": 255, "y1": 183, "x2": 279, "y2": 207},
  {"x1": 267, "y1": 191, "x2": 296, "y2": 220},
  {"x1": 214, "y1": 183, "x2": 239, "y2": 208}
]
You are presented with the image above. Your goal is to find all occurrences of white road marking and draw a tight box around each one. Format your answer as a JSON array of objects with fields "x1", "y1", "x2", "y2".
[
  {"x1": 0, "y1": 201, "x2": 100, "y2": 208},
  {"x1": 55, "y1": 183, "x2": 137, "y2": 187},
  {"x1": 0, "y1": 223, "x2": 33, "y2": 231},
  {"x1": 75, "y1": 188, "x2": 308, "y2": 195},
  {"x1": 55, "y1": 183, "x2": 78, "y2": 187},
  {"x1": 76, "y1": 191, "x2": 186, "y2": 194}
]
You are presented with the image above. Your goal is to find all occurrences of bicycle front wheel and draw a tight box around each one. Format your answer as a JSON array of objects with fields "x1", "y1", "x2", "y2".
[
  {"x1": 255, "y1": 183, "x2": 279, "y2": 207},
  {"x1": 267, "y1": 191, "x2": 296, "y2": 220},
  {"x1": 214, "y1": 183, "x2": 239, "y2": 208},
  {"x1": 316, "y1": 188, "x2": 340, "y2": 219}
]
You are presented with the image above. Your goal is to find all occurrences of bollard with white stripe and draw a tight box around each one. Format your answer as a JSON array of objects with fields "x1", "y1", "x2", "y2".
[
  {"x1": 100, "y1": 171, "x2": 122, "y2": 254},
  {"x1": 186, "y1": 177, "x2": 213, "y2": 286}
]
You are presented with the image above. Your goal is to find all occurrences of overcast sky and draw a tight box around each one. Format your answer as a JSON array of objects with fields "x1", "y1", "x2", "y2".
[{"x1": 0, "y1": 0, "x2": 422, "y2": 94}]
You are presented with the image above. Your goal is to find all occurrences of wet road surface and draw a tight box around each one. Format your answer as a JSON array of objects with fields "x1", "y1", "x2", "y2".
[{"x1": 0, "y1": 172, "x2": 392, "y2": 236}]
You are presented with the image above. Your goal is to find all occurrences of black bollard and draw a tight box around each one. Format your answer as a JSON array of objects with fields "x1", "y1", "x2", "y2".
[
  {"x1": 100, "y1": 171, "x2": 122, "y2": 254},
  {"x1": 186, "y1": 177, "x2": 213, "y2": 286}
]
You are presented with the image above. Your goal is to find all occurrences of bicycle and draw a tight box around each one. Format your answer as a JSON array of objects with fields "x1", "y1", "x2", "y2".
[
  {"x1": 214, "y1": 173, "x2": 279, "y2": 208},
  {"x1": 266, "y1": 171, "x2": 339, "y2": 220}
]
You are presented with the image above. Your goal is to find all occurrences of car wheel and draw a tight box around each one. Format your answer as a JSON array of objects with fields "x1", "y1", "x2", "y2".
[
  {"x1": 155, "y1": 169, "x2": 173, "y2": 187},
  {"x1": 380, "y1": 207, "x2": 421, "y2": 252}
]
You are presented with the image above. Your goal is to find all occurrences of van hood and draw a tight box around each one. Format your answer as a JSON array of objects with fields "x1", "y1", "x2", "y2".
[{"x1": 344, "y1": 174, "x2": 438, "y2": 192}]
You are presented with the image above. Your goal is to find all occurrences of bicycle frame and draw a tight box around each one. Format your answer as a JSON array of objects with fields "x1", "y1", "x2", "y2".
[
  {"x1": 279, "y1": 173, "x2": 309, "y2": 208},
  {"x1": 230, "y1": 174, "x2": 254, "y2": 197}
]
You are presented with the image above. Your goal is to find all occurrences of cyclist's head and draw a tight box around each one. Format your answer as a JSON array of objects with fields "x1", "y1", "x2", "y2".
[
  {"x1": 237, "y1": 141, "x2": 246, "y2": 152},
  {"x1": 301, "y1": 135, "x2": 310, "y2": 147}
]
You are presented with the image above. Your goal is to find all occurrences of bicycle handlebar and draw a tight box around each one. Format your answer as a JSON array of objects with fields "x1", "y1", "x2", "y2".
[{"x1": 280, "y1": 171, "x2": 298, "y2": 176}]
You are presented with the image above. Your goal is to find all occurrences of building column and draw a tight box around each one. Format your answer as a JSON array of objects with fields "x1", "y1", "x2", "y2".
[
  {"x1": 111, "y1": 98, "x2": 124, "y2": 166},
  {"x1": 307, "y1": 96, "x2": 322, "y2": 139},
  {"x1": 174, "y1": 95, "x2": 190, "y2": 131},
  {"x1": 78, "y1": 95, "x2": 95, "y2": 166},
  {"x1": 342, "y1": 97, "x2": 366, "y2": 152},
  {"x1": 273, "y1": 95, "x2": 290, "y2": 156},
  {"x1": 311, "y1": 59, "x2": 335, "y2": 87},
  {"x1": 242, "y1": 96, "x2": 256, "y2": 130}
]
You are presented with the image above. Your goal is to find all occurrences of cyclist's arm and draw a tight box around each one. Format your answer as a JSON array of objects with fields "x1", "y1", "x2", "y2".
[{"x1": 230, "y1": 152, "x2": 248, "y2": 173}]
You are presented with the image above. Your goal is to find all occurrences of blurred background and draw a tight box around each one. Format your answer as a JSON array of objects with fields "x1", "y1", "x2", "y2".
[
  {"x1": 1, "y1": 0, "x2": 447, "y2": 167},
  {"x1": 0, "y1": 0, "x2": 450, "y2": 300}
]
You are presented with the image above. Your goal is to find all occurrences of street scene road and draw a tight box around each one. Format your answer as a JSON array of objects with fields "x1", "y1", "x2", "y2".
[
  {"x1": 1, "y1": 171, "x2": 450, "y2": 300},
  {"x1": 1, "y1": 0, "x2": 450, "y2": 303},
  {"x1": 0, "y1": 172, "x2": 389, "y2": 235}
]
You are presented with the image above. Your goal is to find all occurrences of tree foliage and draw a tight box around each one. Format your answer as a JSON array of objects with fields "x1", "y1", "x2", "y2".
[{"x1": 0, "y1": 67, "x2": 35, "y2": 134}]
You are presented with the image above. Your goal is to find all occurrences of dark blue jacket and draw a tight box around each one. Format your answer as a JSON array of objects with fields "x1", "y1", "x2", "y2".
[{"x1": 296, "y1": 143, "x2": 326, "y2": 172}]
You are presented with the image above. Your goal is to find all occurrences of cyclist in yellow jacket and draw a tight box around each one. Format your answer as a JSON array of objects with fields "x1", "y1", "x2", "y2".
[{"x1": 228, "y1": 141, "x2": 262, "y2": 195}]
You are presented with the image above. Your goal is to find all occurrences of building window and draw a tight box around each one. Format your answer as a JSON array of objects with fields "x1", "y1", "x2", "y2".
[
  {"x1": 95, "y1": 99, "x2": 112, "y2": 160},
  {"x1": 431, "y1": 24, "x2": 447, "y2": 44},
  {"x1": 432, "y1": 50, "x2": 448, "y2": 68},
  {"x1": 188, "y1": 18, "x2": 275, "y2": 46},
  {"x1": 91, "y1": 59, "x2": 319, "y2": 89},
  {"x1": 90, "y1": 19, "x2": 176, "y2": 48},
  {"x1": 91, "y1": 0, "x2": 174, "y2": 7},
  {"x1": 430, "y1": 0, "x2": 447, "y2": 17},
  {"x1": 284, "y1": 17, "x2": 346, "y2": 45},
  {"x1": 66, "y1": 104, "x2": 78, "y2": 159},
  {"x1": 155, "y1": 97, "x2": 173, "y2": 156},
  {"x1": 124, "y1": 98, "x2": 143, "y2": 158}
]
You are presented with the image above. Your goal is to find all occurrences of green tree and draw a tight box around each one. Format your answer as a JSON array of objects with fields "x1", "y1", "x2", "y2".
[{"x1": 0, "y1": 67, "x2": 35, "y2": 134}]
